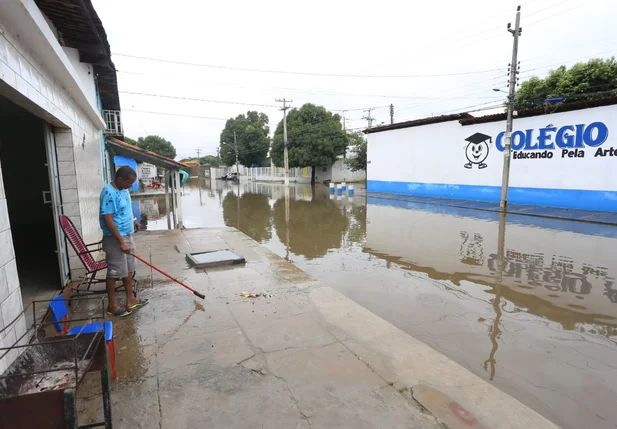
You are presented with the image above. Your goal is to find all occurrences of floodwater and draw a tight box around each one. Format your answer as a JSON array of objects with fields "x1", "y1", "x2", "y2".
[{"x1": 136, "y1": 179, "x2": 617, "y2": 429}]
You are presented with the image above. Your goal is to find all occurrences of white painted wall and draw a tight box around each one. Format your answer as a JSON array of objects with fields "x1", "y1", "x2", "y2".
[
  {"x1": 62, "y1": 47, "x2": 97, "y2": 111},
  {"x1": 138, "y1": 162, "x2": 157, "y2": 185},
  {"x1": 0, "y1": 1, "x2": 109, "y2": 371},
  {"x1": 0, "y1": 162, "x2": 25, "y2": 374},
  {"x1": 331, "y1": 159, "x2": 365, "y2": 183},
  {"x1": 367, "y1": 104, "x2": 617, "y2": 211},
  {"x1": 369, "y1": 105, "x2": 617, "y2": 190}
]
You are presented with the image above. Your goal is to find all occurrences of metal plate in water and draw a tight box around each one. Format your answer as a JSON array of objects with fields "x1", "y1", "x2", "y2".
[{"x1": 185, "y1": 250, "x2": 245, "y2": 269}]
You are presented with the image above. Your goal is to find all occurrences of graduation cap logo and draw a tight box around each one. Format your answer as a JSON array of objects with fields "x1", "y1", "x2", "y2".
[{"x1": 464, "y1": 132, "x2": 492, "y2": 169}]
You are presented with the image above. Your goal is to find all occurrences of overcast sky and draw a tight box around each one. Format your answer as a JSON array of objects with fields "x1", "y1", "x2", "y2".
[{"x1": 92, "y1": 0, "x2": 616, "y2": 160}]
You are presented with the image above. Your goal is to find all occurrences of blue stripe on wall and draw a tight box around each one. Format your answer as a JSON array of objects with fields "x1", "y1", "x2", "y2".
[{"x1": 366, "y1": 180, "x2": 617, "y2": 213}]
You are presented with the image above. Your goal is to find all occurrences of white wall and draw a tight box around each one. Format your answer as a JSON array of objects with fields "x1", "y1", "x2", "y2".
[
  {"x1": 0, "y1": 2, "x2": 108, "y2": 371},
  {"x1": 331, "y1": 159, "x2": 365, "y2": 183},
  {"x1": 0, "y1": 4, "x2": 106, "y2": 267},
  {"x1": 0, "y1": 162, "x2": 25, "y2": 374},
  {"x1": 62, "y1": 47, "x2": 97, "y2": 111},
  {"x1": 138, "y1": 162, "x2": 157, "y2": 184},
  {"x1": 367, "y1": 105, "x2": 617, "y2": 211},
  {"x1": 314, "y1": 159, "x2": 365, "y2": 183}
]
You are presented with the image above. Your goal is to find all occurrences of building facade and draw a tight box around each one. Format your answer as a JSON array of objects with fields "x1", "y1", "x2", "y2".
[
  {"x1": 0, "y1": 0, "x2": 120, "y2": 371},
  {"x1": 314, "y1": 158, "x2": 365, "y2": 184},
  {"x1": 366, "y1": 100, "x2": 617, "y2": 212}
]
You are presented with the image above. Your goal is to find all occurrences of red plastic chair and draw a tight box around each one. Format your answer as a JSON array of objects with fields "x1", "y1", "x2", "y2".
[{"x1": 59, "y1": 214, "x2": 135, "y2": 297}]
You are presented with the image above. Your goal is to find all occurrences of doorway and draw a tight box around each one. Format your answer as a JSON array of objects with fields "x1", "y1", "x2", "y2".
[{"x1": 0, "y1": 94, "x2": 67, "y2": 303}]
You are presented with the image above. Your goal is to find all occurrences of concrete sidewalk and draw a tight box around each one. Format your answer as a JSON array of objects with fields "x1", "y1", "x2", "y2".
[{"x1": 75, "y1": 227, "x2": 558, "y2": 429}]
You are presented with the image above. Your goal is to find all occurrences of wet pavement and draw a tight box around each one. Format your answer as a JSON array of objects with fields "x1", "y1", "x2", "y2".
[
  {"x1": 132, "y1": 179, "x2": 617, "y2": 429},
  {"x1": 73, "y1": 227, "x2": 556, "y2": 429}
]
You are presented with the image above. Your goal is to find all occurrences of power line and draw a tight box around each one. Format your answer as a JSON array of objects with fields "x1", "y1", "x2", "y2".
[
  {"x1": 526, "y1": 0, "x2": 602, "y2": 27},
  {"x1": 515, "y1": 83, "x2": 617, "y2": 105},
  {"x1": 518, "y1": 47, "x2": 617, "y2": 78},
  {"x1": 123, "y1": 109, "x2": 228, "y2": 121},
  {"x1": 332, "y1": 105, "x2": 389, "y2": 112},
  {"x1": 432, "y1": 99, "x2": 506, "y2": 116},
  {"x1": 120, "y1": 89, "x2": 391, "y2": 117},
  {"x1": 120, "y1": 91, "x2": 278, "y2": 108},
  {"x1": 112, "y1": 52, "x2": 503, "y2": 79},
  {"x1": 412, "y1": 0, "x2": 602, "y2": 64},
  {"x1": 116, "y1": 68, "x2": 510, "y2": 101}
]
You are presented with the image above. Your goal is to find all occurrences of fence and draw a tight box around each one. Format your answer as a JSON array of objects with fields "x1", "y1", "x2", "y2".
[{"x1": 210, "y1": 166, "x2": 312, "y2": 183}]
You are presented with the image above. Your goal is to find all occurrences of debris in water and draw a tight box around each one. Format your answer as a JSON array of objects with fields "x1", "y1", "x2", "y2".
[{"x1": 240, "y1": 290, "x2": 273, "y2": 299}]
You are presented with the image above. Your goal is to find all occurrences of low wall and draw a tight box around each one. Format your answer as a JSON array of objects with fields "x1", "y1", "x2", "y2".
[
  {"x1": 212, "y1": 166, "x2": 313, "y2": 183},
  {"x1": 367, "y1": 104, "x2": 617, "y2": 212}
]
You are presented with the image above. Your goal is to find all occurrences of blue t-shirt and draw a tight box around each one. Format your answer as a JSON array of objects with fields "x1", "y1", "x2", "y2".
[{"x1": 99, "y1": 184, "x2": 134, "y2": 237}]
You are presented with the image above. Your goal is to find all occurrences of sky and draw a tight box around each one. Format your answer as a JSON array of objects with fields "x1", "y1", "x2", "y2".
[{"x1": 92, "y1": 0, "x2": 617, "y2": 160}]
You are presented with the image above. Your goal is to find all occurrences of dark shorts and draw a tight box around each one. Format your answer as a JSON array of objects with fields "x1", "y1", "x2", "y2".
[{"x1": 102, "y1": 235, "x2": 136, "y2": 278}]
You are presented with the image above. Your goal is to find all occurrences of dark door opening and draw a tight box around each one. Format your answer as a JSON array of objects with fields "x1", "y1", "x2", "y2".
[{"x1": 0, "y1": 95, "x2": 62, "y2": 300}]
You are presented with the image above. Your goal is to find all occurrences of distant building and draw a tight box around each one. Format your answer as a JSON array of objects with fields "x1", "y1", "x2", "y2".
[
  {"x1": 314, "y1": 158, "x2": 365, "y2": 184},
  {"x1": 138, "y1": 162, "x2": 158, "y2": 186}
]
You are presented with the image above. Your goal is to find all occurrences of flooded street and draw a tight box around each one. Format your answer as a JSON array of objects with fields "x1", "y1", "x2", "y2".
[{"x1": 136, "y1": 179, "x2": 617, "y2": 429}]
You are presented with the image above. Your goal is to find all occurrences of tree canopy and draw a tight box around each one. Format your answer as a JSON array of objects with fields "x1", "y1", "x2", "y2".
[
  {"x1": 201, "y1": 155, "x2": 222, "y2": 167},
  {"x1": 219, "y1": 111, "x2": 270, "y2": 167},
  {"x1": 271, "y1": 103, "x2": 348, "y2": 183},
  {"x1": 180, "y1": 154, "x2": 222, "y2": 167},
  {"x1": 345, "y1": 131, "x2": 367, "y2": 173},
  {"x1": 515, "y1": 57, "x2": 617, "y2": 109},
  {"x1": 125, "y1": 135, "x2": 177, "y2": 159}
]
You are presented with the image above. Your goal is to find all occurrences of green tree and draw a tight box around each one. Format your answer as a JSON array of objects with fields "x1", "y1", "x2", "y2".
[
  {"x1": 219, "y1": 111, "x2": 270, "y2": 167},
  {"x1": 345, "y1": 131, "x2": 367, "y2": 173},
  {"x1": 179, "y1": 155, "x2": 222, "y2": 167},
  {"x1": 201, "y1": 155, "x2": 222, "y2": 167},
  {"x1": 271, "y1": 103, "x2": 348, "y2": 184},
  {"x1": 515, "y1": 58, "x2": 617, "y2": 109},
  {"x1": 126, "y1": 135, "x2": 177, "y2": 159}
]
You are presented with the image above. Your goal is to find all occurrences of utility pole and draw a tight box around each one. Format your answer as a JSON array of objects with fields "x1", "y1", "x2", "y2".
[
  {"x1": 341, "y1": 110, "x2": 348, "y2": 132},
  {"x1": 362, "y1": 108, "x2": 375, "y2": 129},
  {"x1": 500, "y1": 5, "x2": 522, "y2": 212},
  {"x1": 389, "y1": 104, "x2": 394, "y2": 125},
  {"x1": 233, "y1": 131, "x2": 239, "y2": 177},
  {"x1": 276, "y1": 98, "x2": 292, "y2": 186},
  {"x1": 195, "y1": 148, "x2": 201, "y2": 177}
]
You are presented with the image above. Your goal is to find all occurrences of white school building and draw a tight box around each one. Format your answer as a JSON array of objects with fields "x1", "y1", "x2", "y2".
[{"x1": 366, "y1": 99, "x2": 617, "y2": 213}]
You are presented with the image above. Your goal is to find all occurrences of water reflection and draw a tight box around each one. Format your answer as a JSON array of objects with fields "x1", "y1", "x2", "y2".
[
  {"x1": 139, "y1": 180, "x2": 617, "y2": 429},
  {"x1": 271, "y1": 193, "x2": 350, "y2": 259},
  {"x1": 222, "y1": 191, "x2": 272, "y2": 242}
]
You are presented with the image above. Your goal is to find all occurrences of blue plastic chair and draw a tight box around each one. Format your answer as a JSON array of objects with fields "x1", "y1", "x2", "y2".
[{"x1": 49, "y1": 295, "x2": 117, "y2": 378}]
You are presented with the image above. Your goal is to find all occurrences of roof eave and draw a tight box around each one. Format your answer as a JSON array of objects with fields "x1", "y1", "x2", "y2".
[{"x1": 106, "y1": 138, "x2": 188, "y2": 170}]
